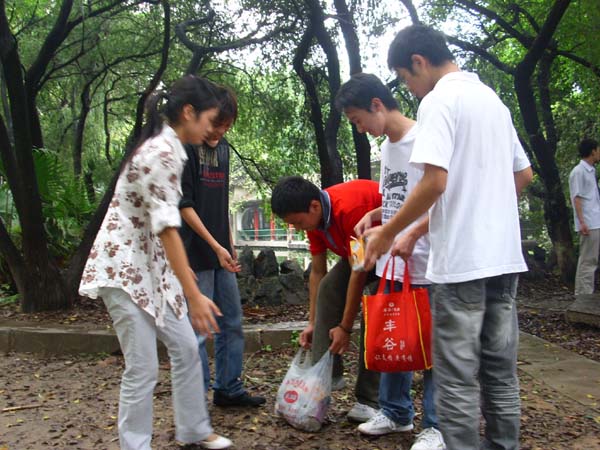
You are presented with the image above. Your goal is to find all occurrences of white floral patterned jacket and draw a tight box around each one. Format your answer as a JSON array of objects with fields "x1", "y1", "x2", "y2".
[{"x1": 79, "y1": 125, "x2": 188, "y2": 327}]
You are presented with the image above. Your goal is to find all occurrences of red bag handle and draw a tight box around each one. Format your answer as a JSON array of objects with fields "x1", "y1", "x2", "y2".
[
  {"x1": 376, "y1": 257, "x2": 412, "y2": 293},
  {"x1": 402, "y1": 262, "x2": 412, "y2": 293}
]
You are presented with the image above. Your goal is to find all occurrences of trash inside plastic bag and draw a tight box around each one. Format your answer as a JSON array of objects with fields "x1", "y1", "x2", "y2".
[{"x1": 275, "y1": 348, "x2": 333, "y2": 432}]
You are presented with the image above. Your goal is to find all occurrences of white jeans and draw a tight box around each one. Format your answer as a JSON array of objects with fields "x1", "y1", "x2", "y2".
[
  {"x1": 101, "y1": 288, "x2": 212, "y2": 450},
  {"x1": 575, "y1": 228, "x2": 600, "y2": 295}
]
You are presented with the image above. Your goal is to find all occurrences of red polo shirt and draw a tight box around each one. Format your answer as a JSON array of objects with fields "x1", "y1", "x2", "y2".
[{"x1": 307, "y1": 180, "x2": 382, "y2": 258}]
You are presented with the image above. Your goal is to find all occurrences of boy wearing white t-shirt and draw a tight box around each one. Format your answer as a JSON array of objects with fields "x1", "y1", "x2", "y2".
[
  {"x1": 336, "y1": 73, "x2": 445, "y2": 450},
  {"x1": 362, "y1": 26, "x2": 533, "y2": 450}
]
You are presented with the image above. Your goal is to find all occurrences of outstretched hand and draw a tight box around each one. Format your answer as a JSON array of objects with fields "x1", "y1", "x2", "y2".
[{"x1": 188, "y1": 293, "x2": 222, "y2": 338}]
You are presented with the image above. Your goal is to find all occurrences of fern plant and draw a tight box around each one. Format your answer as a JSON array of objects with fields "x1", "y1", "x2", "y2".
[{"x1": 0, "y1": 149, "x2": 95, "y2": 266}]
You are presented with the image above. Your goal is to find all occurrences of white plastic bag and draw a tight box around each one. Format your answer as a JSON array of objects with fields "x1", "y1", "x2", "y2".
[{"x1": 275, "y1": 348, "x2": 333, "y2": 432}]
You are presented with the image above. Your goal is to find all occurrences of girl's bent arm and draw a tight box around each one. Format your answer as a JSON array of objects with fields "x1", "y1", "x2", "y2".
[{"x1": 159, "y1": 226, "x2": 222, "y2": 337}]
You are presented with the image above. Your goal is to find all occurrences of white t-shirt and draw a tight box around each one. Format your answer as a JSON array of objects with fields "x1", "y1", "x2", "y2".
[
  {"x1": 376, "y1": 125, "x2": 430, "y2": 285},
  {"x1": 568, "y1": 160, "x2": 600, "y2": 232},
  {"x1": 409, "y1": 72, "x2": 530, "y2": 284}
]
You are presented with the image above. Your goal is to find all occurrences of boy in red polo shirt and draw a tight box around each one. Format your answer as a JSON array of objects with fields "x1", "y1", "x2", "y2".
[{"x1": 271, "y1": 176, "x2": 382, "y2": 422}]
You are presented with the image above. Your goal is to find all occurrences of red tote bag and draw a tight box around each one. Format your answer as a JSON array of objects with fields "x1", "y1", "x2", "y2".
[{"x1": 362, "y1": 258, "x2": 433, "y2": 372}]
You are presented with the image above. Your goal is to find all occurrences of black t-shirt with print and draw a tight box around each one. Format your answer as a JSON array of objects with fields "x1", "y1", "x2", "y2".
[{"x1": 179, "y1": 139, "x2": 231, "y2": 272}]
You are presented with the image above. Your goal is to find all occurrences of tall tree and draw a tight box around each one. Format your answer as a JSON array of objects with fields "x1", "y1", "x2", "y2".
[
  {"x1": 333, "y1": 0, "x2": 371, "y2": 179},
  {"x1": 0, "y1": 0, "x2": 165, "y2": 311},
  {"x1": 293, "y1": 0, "x2": 344, "y2": 187},
  {"x1": 0, "y1": 0, "x2": 68, "y2": 311}
]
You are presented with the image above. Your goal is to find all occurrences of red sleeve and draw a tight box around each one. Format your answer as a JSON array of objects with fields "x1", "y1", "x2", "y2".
[
  {"x1": 307, "y1": 230, "x2": 327, "y2": 255},
  {"x1": 339, "y1": 208, "x2": 370, "y2": 255}
]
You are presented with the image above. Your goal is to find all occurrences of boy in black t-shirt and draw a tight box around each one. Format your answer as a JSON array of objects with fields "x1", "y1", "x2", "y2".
[{"x1": 179, "y1": 85, "x2": 265, "y2": 408}]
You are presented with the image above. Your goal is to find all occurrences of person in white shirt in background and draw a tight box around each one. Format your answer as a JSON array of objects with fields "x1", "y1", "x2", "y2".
[
  {"x1": 363, "y1": 25, "x2": 533, "y2": 450},
  {"x1": 568, "y1": 138, "x2": 600, "y2": 295}
]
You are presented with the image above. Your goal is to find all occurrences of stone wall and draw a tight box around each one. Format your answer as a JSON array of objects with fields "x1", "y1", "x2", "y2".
[{"x1": 237, "y1": 248, "x2": 308, "y2": 306}]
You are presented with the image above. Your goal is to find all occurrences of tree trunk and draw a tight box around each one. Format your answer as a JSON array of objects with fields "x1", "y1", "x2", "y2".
[
  {"x1": 292, "y1": 0, "x2": 345, "y2": 187},
  {"x1": 513, "y1": 0, "x2": 574, "y2": 283},
  {"x1": 514, "y1": 76, "x2": 575, "y2": 282},
  {"x1": 334, "y1": 0, "x2": 371, "y2": 179},
  {"x1": 0, "y1": 2, "x2": 71, "y2": 311},
  {"x1": 73, "y1": 81, "x2": 91, "y2": 177},
  {"x1": 293, "y1": 27, "x2": 339, "y2": 187}
]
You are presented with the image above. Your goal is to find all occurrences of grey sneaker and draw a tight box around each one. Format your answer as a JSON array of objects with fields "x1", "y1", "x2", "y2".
[
  {"x1": 410, "y1": 427, "x2": 446, "y2": 450},
  {"x1": 347, "y1": 402, "x2": 378, "y2": 423},
  {"x1": 331, "y1": 376, "x2": 346, "y2": 391},
  {"x1": 357, "y1": 410, "x2": 414, "y2": 435}
]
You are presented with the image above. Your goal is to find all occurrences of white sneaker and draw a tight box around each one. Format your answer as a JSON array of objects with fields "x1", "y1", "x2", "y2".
[
  {"x1": 410, "y1": 427, "x2": 446, "y2": 450},
  {"x1": 347, "y1": 402, "x2": 378, "y2": 423},
  {"x1": 357, "y1": 410, "x2": 414, "y2": 435},
  {"x1": 331, "y1": 376, "x2": 346, "y2": 391},
  {"x1": 199, "y1": 434, "x2": 233, "y2": 449}
]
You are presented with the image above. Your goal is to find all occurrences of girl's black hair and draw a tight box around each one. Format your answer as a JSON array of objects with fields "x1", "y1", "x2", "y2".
[
  {"x1": 137, "y1": 75, "x2": 220, "y2": 146},
  {"x1": 119, "y1": 75, "x2": 219, "y2": 174}
]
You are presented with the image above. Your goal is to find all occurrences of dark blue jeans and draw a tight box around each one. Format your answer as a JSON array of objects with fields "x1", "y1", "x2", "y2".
[
  {"x1": 379, "y1": 280, "x2": 438, "y2": 429},
  {"x1": 195, "y1": 268, "x2": 245, "y2": 398}
]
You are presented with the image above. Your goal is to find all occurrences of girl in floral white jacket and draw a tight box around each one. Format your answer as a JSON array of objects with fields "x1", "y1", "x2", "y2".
[{"x1": 79, "y1": 75, "x2": 232, "y2": 450}]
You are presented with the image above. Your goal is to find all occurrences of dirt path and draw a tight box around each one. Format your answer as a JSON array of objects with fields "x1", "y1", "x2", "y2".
[{"x1": 1, "y1": 345, "x2": 599, "y2": 450}]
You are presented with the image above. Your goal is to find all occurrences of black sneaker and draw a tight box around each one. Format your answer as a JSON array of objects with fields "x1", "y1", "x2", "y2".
[{"x1": 213, "y1": 391, "x2": 266, "y2": 407}]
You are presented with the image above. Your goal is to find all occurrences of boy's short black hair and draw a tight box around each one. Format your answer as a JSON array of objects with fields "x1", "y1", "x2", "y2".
[
  {"x1": 214, "y1": 84, "x2": 238, "y2": 126},
  {"x1": 579, "y1": 138, "x2": 599, "y2": 158},
  {"x1": 271, "y1": 176, "x2": 321, "y2": 217},
  {"x1": 387, "y1": 25, "x2": 454, "y2": 72},
  {"x1": 335, "y1": 73, "x2": 399, "y2": 111}
]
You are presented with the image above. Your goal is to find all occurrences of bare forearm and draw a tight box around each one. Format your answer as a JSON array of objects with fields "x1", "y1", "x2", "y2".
[
  {"x1": 229, "y1": 228, "x2": 235, "y2": 254},
  {"x1": 514, "y1": 166, "x2": 533, "y2": 196},
  {"x1": 408, "y1": 215, "x2": 429, "y2": 240},
  {"x1": 574, "y1": 197, "x2": 586, "y2": 226},
  {"x1": 340, "y1": 269, "x2": 367, "y2": 331},
  {"x1": 308, "y1": 270, "x2": 324, "y2": 324}
]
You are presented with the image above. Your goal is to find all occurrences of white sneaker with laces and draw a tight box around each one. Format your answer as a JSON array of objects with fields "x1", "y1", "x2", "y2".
[
  {"x1": 357, "y1": 410, "x2": 414, "y2": 435},
  {"x1": 410, "y1": 427, "x2": 446, "y2": 450},
  {"x1": 346, "y1": 402, "x2": 378, "y2": 423}
]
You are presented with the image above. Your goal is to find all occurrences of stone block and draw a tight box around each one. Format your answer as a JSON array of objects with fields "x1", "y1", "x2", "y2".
[
  {"x1": 254, "y1": 249, "x2": 278, "y2": 278},
  {"x1": 238, "y1": 247, "x2": 255, "y2": 277},
  {"x1": 260, "y1": 329, "x2": 295, "y2": 349},
  {"x1": 253, "y1": 276, "x2": 283, "y2": 306},
  {"x1": 0, "y1": 327, "x2": 12, "y2": 353},
  {"x1": 243, "y1": 329, "x2": 263, "y2": 353},
  {"x1": 566, "y1": 294, "x2": 600, "y2": 328}
]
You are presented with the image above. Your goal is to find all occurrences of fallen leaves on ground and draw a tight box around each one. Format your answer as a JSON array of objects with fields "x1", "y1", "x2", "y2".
[{"x1": 1, "y1": 346, "x2": 599, "y2": 449}]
